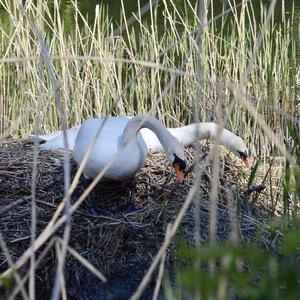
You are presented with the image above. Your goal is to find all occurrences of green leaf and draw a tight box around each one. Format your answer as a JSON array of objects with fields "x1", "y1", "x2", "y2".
[
  {"x1": 282, "y1": 230, "x2": 300, "y2": 256},
  {"x1": 0, "y1": 276, "x2": 13, "y2": 288},
  {"x1": 247, "y1": 160, "x2": 260, "y2": 188},
  {"x1": 294, "y1": 169, "x2": 300, "y2": 202},
  {"x1": 287, "y1": 122, "x2": 300, "y2": 166}
]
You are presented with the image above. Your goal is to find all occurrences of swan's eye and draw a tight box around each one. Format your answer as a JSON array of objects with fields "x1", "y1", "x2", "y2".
[
  {"x1": 173, "y1": 154, "x2": 186, "y2": 171},
  {"x1": 237, "y1": 150, "x2": 247, "y2": 159}
]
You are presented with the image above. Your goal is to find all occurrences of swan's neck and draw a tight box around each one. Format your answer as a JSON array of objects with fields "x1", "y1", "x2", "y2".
[
  {"x1": 122, "y1": 115, "x2": 179, "y2": 157},
  {"x1": 169, "y1": 123, "x2": 238, "y2": 149}
]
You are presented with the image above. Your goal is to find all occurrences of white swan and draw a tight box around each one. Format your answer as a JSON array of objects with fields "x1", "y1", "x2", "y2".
[
  {"x1": 39, "y1": 116, "x2": 252, "y2": 181},
  {"x1": 36, "y1": 115, "x2": 252, "y2": 214},
  {"x1": 73, "y1": 115, "x2": 186, "y2": 183}
]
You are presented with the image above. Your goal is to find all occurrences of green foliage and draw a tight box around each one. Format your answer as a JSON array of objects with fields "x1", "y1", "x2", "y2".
[
  {"x1": 169, "y1": 233, "x2": 300, "y2": 300},
  {"x1": 0, "y1": 276, "x2": 13, "y2": 289},
  {"x1": 247, "y1": 161, "x2": 260, "y2": 189},
  {"x1": 282, "y1": 229, "x2": 300, "y2": 256},
  {"x1": 285, "y1": 123, "x2": 300, "y2": 224},
  {"x1": 167, "y1": 126, "x2": 300, "y2": 300}
]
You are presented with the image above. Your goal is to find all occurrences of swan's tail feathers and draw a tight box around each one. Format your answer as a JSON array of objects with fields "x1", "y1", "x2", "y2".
[
  {"x1": 27, "y1": 125, "x2": 81, "y2": 152},
  {"x1": 27, "y1": 131, "x2": 63, "y2": 141},
  {"x1": 38, "y1": 134, "x2": 76, "y2": 151},
  {"x1": 27, "y1": 133, "x2": 35, "y2": 139},
  {"x1": 39, "y1": 131, "x2": 63, "y2": 141}
]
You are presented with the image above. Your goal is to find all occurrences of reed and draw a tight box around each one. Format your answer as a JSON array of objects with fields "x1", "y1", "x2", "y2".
[
  {"x1": 0, "y1": 0, "x2": 298, "y2": 155},
  {"x1": 0, "y1": 0, "x2": 299, "y2": 299}
]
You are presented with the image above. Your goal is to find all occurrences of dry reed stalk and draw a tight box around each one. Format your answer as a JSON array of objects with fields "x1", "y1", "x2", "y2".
[
  {"x1": 152, "y1": 224, "x2": 170, "y2": 300},
  {"x1": 130, "y1": 146, "x2": 215, "y2": 300},
  {"x1": 14, "y1": 1, "x2": 72, "y2": 298},
  {"x1": 7, "y1": 238, "x2": 56, "y2": 300},
  {"x1": 0, "y1": 0, "x2": 296, "y2": 298},
  {"x1": 0, "y1": 233, "x2": 29, "y2": 300}
]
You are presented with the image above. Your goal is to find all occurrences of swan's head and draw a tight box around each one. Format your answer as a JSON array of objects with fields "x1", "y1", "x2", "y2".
[
  {"x1": 164, "y1": 140, "x2": 186, "y2": 183},
  {"x1": 228, "y1": 136, "x2": 253, "y2": 168}
]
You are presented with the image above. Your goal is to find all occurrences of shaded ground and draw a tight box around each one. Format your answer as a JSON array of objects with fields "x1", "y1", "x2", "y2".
[{"x1": 0, "y1": 139, "x2": 272, "y2": 299}]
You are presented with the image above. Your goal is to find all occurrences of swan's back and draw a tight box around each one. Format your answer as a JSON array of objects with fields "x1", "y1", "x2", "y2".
[
  {"x1": 73, "y1": 117, "x2": 148, "y2": 180},
  {"x1": 74, "y1": 117, "x2": 128, "y2": 154},
  {"x1": 39, "y1": 125, "x2": 81, "y2": 151}
]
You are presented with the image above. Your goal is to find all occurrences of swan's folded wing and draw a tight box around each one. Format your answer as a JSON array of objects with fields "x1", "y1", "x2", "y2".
[
  {"x1": 28, "y1": 130, "x2": 62, "y2": 141},
  {"x1": 39, "y1": 125, "x2": 81, "y2": 151}
]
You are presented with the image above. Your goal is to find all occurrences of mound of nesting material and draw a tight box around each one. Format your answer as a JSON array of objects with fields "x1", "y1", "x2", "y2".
[{"x1": 0, "y1": 139, "x2": 270, "y2": 299}]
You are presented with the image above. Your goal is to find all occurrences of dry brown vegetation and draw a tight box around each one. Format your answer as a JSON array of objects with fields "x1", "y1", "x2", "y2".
[
  {"x1": 0, "y1": 139, "x2": 275, "y2": 298},
  {"x1": 0, "y1": 0, "x2": 299, "y2": 299}
]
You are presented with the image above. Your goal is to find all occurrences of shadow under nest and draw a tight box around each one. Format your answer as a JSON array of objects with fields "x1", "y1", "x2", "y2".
[{"x1": 0, "y1": 139, "x2": 270, "y2": 299}]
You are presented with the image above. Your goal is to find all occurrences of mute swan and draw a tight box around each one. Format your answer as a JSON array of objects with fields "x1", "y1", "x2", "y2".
[
  {"x1": 72, "y1": 115, "x2": 186, "y2": 214},
  {"x1": 37, "y1": 115, "x2": 252, "y2": 213},
  {"x1": 73, "y1": 115, "x2": 186, "y2": 183},
  {"x1": 38, "y1": 117, "x2": 252, "y2": 169}
]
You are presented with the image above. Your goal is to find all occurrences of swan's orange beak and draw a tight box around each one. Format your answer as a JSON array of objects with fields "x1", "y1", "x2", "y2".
[
  {"x1": 243, "y1": 156, "x2": 253, "y2": 169},
  {"x1": 174, "y1": 162, "x2": 185, "y2": 183}
]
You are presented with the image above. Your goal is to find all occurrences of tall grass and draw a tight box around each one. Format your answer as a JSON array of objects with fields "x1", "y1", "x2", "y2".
[
  {"x1": 0, "y1": 0, "x2": 299, "y2": 299},
  {"x1": 0, "y1": 0, "x2": 298, "y2": 156}
]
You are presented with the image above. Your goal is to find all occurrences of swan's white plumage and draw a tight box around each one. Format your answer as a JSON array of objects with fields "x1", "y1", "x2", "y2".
[
  {"x1": 36, "y1": 121, "x2": 247, "y2": 157},
  {"x1": 73, "y1": 117, "x2": 148, "y2": 180},
  {"x1": 36, "y1": 116, "x2": 251, "y2": 180},
  {"x1": 37, "y1": 119, "x2": 163, "y2": 152},
  {"x1": 39, "y1": 125, "x2": 81, "y2": 151}
]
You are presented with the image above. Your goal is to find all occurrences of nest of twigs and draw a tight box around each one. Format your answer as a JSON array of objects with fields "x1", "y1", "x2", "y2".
[{"x1": 0, "y1": 139, "x2": 272, "y2": 299}]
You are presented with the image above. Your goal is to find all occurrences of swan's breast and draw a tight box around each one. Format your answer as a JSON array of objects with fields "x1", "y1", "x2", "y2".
[{"x1": 73, "y1": 117, "x2": 148, "y2": 180}]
